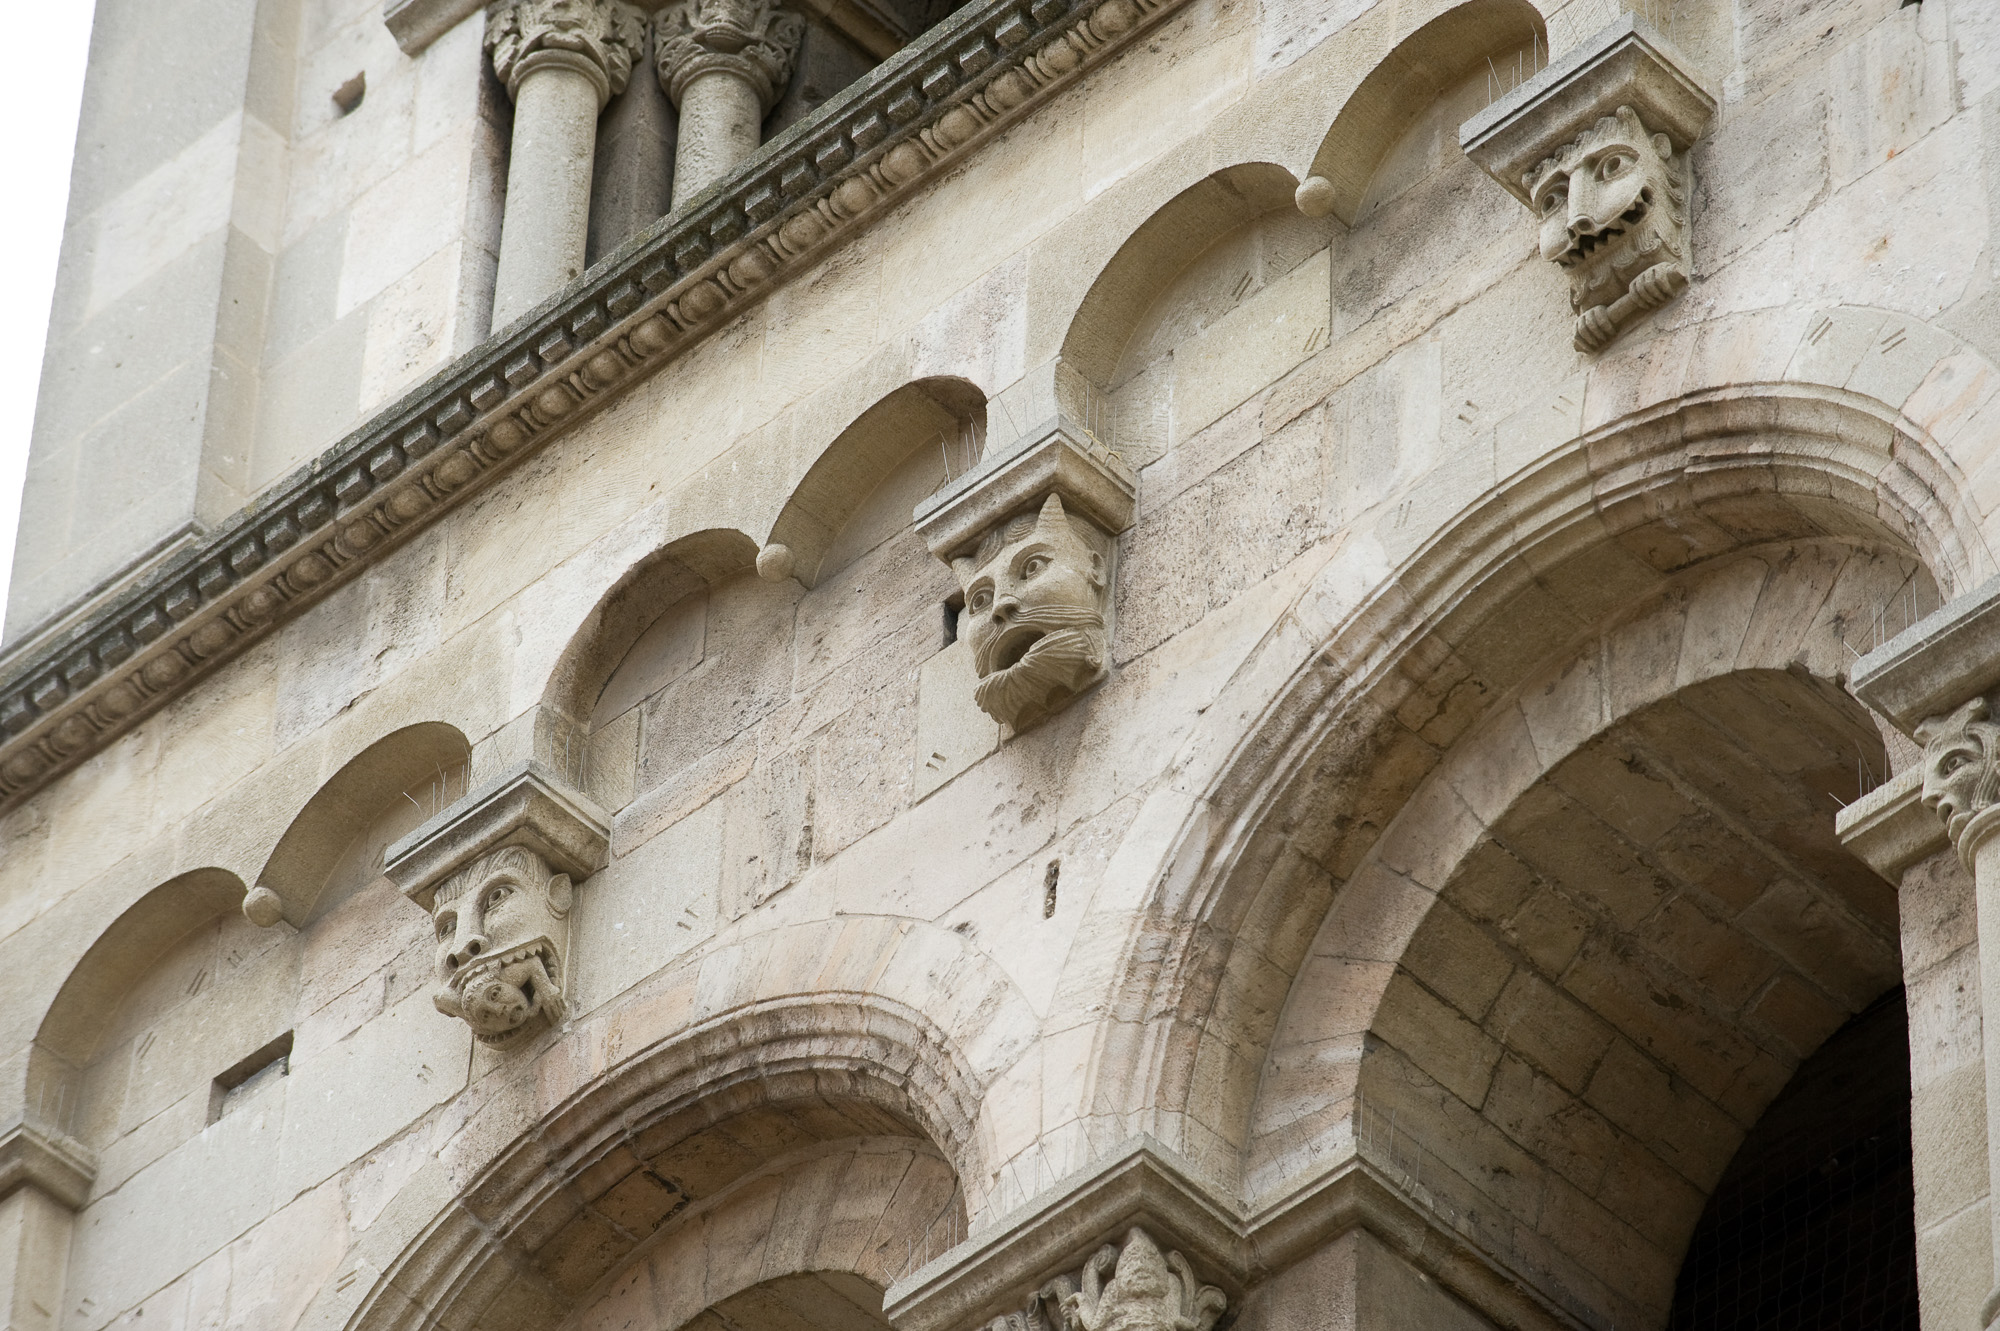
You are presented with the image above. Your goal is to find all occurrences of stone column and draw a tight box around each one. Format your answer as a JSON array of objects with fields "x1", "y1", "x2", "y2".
[
  {"x1": 487, "y1": 0, "x2": 646, "y2": 330},
  {"x1": 654, "y1": 0, "x2": 805, "y2": 209}
]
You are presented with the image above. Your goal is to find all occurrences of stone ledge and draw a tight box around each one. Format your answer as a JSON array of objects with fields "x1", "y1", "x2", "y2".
[
  {"x1": 884, "y1": 1138, "x2": 1579, "y2": 1331},
  {"x1": 0, "y1": 1124, "x2": 96, "y2": 1212},
  {"x1": 0, "y1": 0, "x2": 1185, "y2": 813},
  {"x1": 383, "y1": 0, "x2": 486, "y2": 55},
  {"x1": 384, "y1": 761, "x2": 610, "y2": 908},
  {"x1": 914, "y1": 422, "x2": 1137, "y2": 562},
  {"x1": 1850, "y1": 574, "x2": 2000, "y2": 732},
  {"x1": 1834, "y1": 767, "x2": 1947, "y2": 883},
  {"x1": 1458, "y1": 14, "x2": 1715, "y2": 207}
]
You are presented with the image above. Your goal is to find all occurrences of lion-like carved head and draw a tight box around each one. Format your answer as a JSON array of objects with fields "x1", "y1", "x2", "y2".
[
  {"x1": 951, "y1": 493, "x2": 1109, "y2": 731},
  {"x1": 1524, "y1": 104, "x2": 1686, "y2": 319},
  {"x1": 1916, "y1": 697, "x2": 2000, "y2": 848},
  {"x1": 428, "y1": 845, "x2": 573, "y2": 1045}
]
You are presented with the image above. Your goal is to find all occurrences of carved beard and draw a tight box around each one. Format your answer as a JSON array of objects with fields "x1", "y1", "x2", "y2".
[{"x1": 971, "y1": 607, "x2": 1107, "y2": 729}]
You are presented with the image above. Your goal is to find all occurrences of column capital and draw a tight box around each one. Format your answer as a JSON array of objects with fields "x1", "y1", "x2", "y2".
[
  {"x1": 1913, "y1": 696, "x2": 2000, "y2": 869},
  {"x1": 653, "y1": 0, "x2": 806, "y2": 111},
  {"x1": 486, "y1": 0, "x2": 648, "y2": 105}
]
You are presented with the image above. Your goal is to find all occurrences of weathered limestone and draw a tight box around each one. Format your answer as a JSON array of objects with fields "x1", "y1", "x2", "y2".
[
  {"x1": 487, "y1": 0, "x2": 647, "y2": 328},
  {"x1": 653, "y1": 0, "x2": 806, "y2": 208},
  {"x1": 914, "y1": 426, "x2": 1135, "y2": 731},
  {"x1": 1460, "y1": 16, "x2": 1715, "y2": 352},
  {"x1": 383, "y1": 761, "x2": 609, "y2": 1047}
]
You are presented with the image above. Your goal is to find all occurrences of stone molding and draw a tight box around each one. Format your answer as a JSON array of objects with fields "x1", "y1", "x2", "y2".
[
  {"x1": 884, "y1": 1138, "x2": 1578, "y2": 1331},
  {"x1": 1460, "y1": 16, "x2": 1715, "y2": 353},
  {"x1": 1833, "y1": 768, "x2": 1950, "y2": 882},
  {"x1": 0, "y1": 1124, "x2": 96, "y2": 1212},
  {"x1": 384, "y1": 0, "x2": 488, "y2": 56},
  {"x1": 384, "y1": 760, "x2": 609, "y2": 909},
  {"x1": 654, "y1": 0, "x2": 807, "y2": 110},
  {"x1": 1850, "y1": 573, "x2": 2000, "y2": 731},
  {"x1": 487, "y1": 0, "x2": 649, "y2": 104},
  {"x1": 0, "y1": 0, "x2": 1182, "y2": 813},
  {"x1": 916, "y1": 425, "x2": 1135, "y2": 730}
]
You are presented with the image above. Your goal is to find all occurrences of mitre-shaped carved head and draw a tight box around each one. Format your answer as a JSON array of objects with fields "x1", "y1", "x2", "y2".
[
  {"x1": 1916, "y1": 696, "x2": 2000, "y2": 848},
  {"x1": 428, "y1": 845, "x2": 573, "y2": 1045},
  {"x1": 1061, "y1": 1228, "x2": 1226, "y2": 1331},
  {"x1": 1524, "y1": 105, "x2": 1686, "y2": 324},
  {"x1": 950, "y1": 492, "x2": 1109, "y2": 731}
]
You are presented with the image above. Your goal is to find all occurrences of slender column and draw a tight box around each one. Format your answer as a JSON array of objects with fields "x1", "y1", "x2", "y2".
[
  {"x1": 654, "y1": 0, "x2": 805, "y2": 209},
  {"x1": 487, "y1": 0, "x2": 646, "y2": 330},
  {"x1": 1915, "y1": 698, "x2": 2000, "y2": 1328}
]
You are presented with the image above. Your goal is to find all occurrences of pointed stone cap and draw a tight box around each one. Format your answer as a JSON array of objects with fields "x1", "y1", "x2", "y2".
[
  {"x1": 913, "y1": 422, "x2": 1137, "y2": 562},
  {"x1": 1459, "y1": 14, "x2": 1717, "y2": 207},
  {"x1": 384, "y1": 760, "x2": 610, "y2": 910}
]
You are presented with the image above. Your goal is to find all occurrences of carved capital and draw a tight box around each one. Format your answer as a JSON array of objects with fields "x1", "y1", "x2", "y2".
[
  {"x1": 1459, "y1": 16, "x2": 1715, "y2": 353},
  {"x1": 384, "y1": 761, "x2": 609, "y2": 1048},
  {"x1": 653, "y1": 0, "x2": 806, "y2": 110},
  {"x1": 915, "y1": 426, "x2": 1136, "y2": 732},
  {"x1": 486, "y1": 0, "x2": 648, "y2": 104},
  {"x1": 1915, "y1": 696, "x2": 2000, "y2": 868}
]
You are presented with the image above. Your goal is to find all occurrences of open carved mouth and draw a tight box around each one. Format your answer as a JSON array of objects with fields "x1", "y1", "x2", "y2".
[
  {"x1": 449, "y1": 937, "x2": 556, "y2": 992},
  {"x1": 989, "y1": 624, "x2": 1047, "y2": 672}
]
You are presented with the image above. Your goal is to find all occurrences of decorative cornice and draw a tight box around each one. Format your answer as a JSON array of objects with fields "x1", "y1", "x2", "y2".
[{"x1": 0, "y1": 0, "x2": 1179, "y2": 812}]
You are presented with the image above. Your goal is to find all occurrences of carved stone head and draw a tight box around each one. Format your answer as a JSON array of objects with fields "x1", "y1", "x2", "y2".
[
  {"x1": 1916, "y1": 696, "x2": 2000, "y2": 848},
  {"x1": 486, "y1": 0, "x2": 647, "y2": 100},
  {"x1": 1523, "y1": 104, "x2": 1688, "y2": 349},
  {"x1": 428, "y1": 845, "x2": 573, "y2": 1045},
  {"x1": 951, "y1": 493, "x2": 1109, "y2": 731},
  {"x1": 1061, "y1": 1228, "x2": 1226, "y2": 1331},
  {"x1": 654, "y1": 0, "x2": 805, "y2": 108}
]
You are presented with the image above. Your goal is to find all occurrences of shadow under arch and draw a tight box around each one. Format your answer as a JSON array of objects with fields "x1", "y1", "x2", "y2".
[
  {"x1": 1058, "y1": 162, "x2": 1300, "y2": 392},
  {"x1": 1300, "y1": 0, "x2": 1547, "y2": 226},
  {"x1": 765, "y1": 376, "x2": 986, "y2": 588},
  {"x1": 336, "y1": 992, "x2": 983, "y2": 1331},
  {"x1": 255, "y1": 721, "x2": 471, "y2": 926},
  {"x1": 27, "y1": 866, "x2": 248, "y2": 1147},
  {"x1": 539, "y1": 527, "x2": 762, "y2": 736},
  {"x1": 1072, "y1": 380, "x2": 1988, "y2": 1252}
]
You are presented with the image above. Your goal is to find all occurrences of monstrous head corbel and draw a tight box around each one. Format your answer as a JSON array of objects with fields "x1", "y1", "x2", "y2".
[
  {"x1": 429, "y1": 845, "x2": 573, "y2": 1045},
  {"x1": 1915, "y1": 696, "x2": 2000, "y2": 862},
  {"x1": 1459, "y1": 16, "x2": 1715, "y2": 354}
]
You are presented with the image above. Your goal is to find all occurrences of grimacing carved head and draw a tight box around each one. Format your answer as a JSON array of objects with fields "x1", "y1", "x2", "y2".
[
  {"x1": 1524, "y1": 104, "x2": 1686, "y2": 316},
  {"x1": 1916, "y1": 697, "x2": 2000, "y2": 846},
  {"x1": 429, "y1": 845, "x2": 572, "y2": 1045},
  {"x1": 951, "y1": 492, "x2": 1108, "y2": 730}
]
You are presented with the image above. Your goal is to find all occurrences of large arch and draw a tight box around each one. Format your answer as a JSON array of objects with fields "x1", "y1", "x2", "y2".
[
  {"x1": 329, "y1": 992, "x2": 989, "y2": 1331},
  {"x1": 1050, "y1": 309, "x2": 2000, "y2": 1287}
]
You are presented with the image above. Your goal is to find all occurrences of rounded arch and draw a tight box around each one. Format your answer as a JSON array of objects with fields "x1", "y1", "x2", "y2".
[
  {"x1": 254, "y1": 722, "x2": 471, "y2": 926},
  {"x1": 765, "y1": 376, "x2": 986, "y2": 587},
  {"x1": 539, "y1": 527, "x2": 762, "y2": 734},
  {"x1": 27, "y1": 867, "x2": 247, "y2": 1142},
  {"x1": 1065, "y1": 366, "x2": 1992, "y2": 1220},
  {"x1": 1298, "y1": 0, "x2": 1547, "y2": 226},
  {"x1": 332, "y1": 992, "x2": 987, "y2": 1331},
  {"x1": 1058, "y1": 162, "x2": 1301, "y2": 391}
]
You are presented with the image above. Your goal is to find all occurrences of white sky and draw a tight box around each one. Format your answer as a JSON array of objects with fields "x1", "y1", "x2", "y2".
[{"x1": 0, "y1": 6, "x2": 96, "y2": 619}]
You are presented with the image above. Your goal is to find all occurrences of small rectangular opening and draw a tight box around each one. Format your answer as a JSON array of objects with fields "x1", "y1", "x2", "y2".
[
  {"x1": 943, "y1": 594, "x2": 964, "y2": 646},
  {"x1": 208, "y1": 1030, "x2": 293, "y2": 1124}
]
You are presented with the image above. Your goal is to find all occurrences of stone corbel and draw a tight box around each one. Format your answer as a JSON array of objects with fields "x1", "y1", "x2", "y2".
[
  {"x1": 383, "y1": 761, "x2": 610, "y2": 1049},
  {"x1": 1459, "y1": 16, "x2": 1716, "y2": 353},
  {"x1": 913, "y1": 425, "x2": 1136, "y2": 732},
  {"x1": 0, "y1": 1124, "x2": 94, "y2": 1213}
]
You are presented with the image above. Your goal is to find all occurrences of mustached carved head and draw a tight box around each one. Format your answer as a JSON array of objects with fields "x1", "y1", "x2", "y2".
[
  {"x1": 1916, "y1": 696, "x2": 2000, "y2": 848},
  {"x1": 1525, "y1": 104, "x2": 1686, "y2": 316},
  {"x1": 429, "y1": 845, "x2": 573, "y2": 1045},
  {"x1": 951, "y1": 492, "x2": 1108, "y2": 730}
]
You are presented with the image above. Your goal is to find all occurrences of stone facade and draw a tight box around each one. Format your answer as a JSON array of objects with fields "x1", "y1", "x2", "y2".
[{"x1": 2, "y1": 0, "x2": 1998, "y2": 1328}]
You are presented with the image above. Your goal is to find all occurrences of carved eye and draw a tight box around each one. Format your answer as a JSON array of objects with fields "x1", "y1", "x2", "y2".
[
  {"x1": 1598, "y1": 153, "x2": 1633, "y2": 180},
  {"x1": 485, "y1": 884, "x2": 513, "y2": 910},
  {"x1": 1942, "y1": 753, "x2": 1972, "y2": 776},
  {"x1": 969, "y1": 587, "x2": 993, "y2": 614},
  {"x1": 1022, "y1": 555, "x2": 1050, "y2": 579},
  {"x1": 435, "y1": 912, "x2": 455, "y2": 941}
]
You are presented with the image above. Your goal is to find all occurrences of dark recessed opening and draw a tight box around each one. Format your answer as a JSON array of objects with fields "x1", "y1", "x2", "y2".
[
  {"x1": 1667, "y1": 990, "x2": 1917, "y2": 1331},
  {"x1": 942, "y1": 594, "x2": 963, "y2": 647},
  {"x1": 208, "y1": 1030, "x2": 294, "y2": 1124}
]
